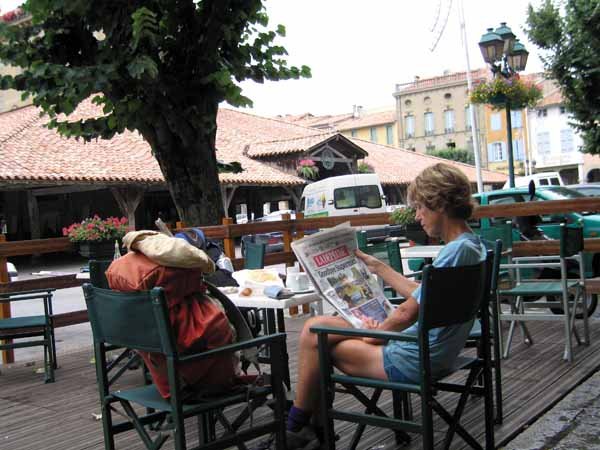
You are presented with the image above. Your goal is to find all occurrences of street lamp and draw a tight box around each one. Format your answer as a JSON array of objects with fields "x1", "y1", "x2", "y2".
[{"x1": 479, "y1": 22, "x2": 529, "y2": 188}]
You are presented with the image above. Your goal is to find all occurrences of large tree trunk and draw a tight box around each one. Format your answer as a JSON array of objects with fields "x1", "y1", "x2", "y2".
[{"x1": 144, "y1": 103, "x2": 224, "y2": 227}]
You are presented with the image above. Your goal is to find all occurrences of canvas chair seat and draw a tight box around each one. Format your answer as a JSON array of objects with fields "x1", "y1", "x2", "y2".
[
  {"x1": 0, "y1": 315, "x2": 46, "y2": 329},
  {"x1": 499, "y1": 280, "x2": 579, "y2": 297},
  {"x1": 113, "y1": 382, "x2": 272, "y2": 414}
]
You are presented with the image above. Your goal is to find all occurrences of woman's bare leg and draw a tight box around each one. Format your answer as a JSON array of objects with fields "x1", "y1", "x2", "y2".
[
  {"x1": 331, "y1": 339, "x2": 387, "y2": 380},
  {"x1": 294, "y1": 315, "x2": 354, "y2": 412}
]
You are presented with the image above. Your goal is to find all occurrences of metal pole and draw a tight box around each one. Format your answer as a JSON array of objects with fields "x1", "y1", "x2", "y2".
[
  {"x1": 505, "y1": 104, "x2": 515, "y2": 188},
  {"x1": 458, "y1": 0, "x2": 484, "y2": 193}
]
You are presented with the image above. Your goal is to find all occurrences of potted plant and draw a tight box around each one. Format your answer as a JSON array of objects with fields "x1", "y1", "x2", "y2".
[
  {"x1": 296, "y1": 159, "x2": 319, "y2": 180},
  {"x1": 390, "y1": 207, "x2": 427, "y2": 244},
  {"x1": 63, "y1": 215, "x2": 128, "y2": 259}
]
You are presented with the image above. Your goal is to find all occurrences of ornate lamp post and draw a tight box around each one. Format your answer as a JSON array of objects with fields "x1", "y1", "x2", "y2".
[{"x1": 479, "y1": 23, "x2": 529, "y2": 188}]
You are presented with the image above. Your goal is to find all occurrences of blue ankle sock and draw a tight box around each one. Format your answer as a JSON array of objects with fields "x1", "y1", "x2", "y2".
[{"x1": 287, "y1": 406, "x2": 311, "y2": 432}]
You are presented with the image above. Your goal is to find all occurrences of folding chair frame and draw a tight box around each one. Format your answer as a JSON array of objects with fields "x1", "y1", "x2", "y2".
[
  {"x1": 83, "y1": 284, "x2": 288, "y2": 450},
  {"x1": 0, "y1": 288, "x2": 57, "y2": 382},
  {"x1": 499, "y1": 224, "x2": 590, "y2": 362},
  {"x1": 312, "y1": 257, "x2": 495, "y2": 450}
]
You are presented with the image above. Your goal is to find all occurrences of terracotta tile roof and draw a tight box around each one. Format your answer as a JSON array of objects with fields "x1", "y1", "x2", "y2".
[
  {"x1": 0, "y1": 99, "x2": 505, "y2": 188},
  {"x1": 214, "y1": 108, "x2": 324, "y2": 185},
  {"x1": 538, "y1": 89, "x2": 563, "y2": 108},
  {"x1": 399, "y1": 68, "x2": 490, "y2": 93},
  {"x1": 246, "y1": 132, "x2": 349, "y2": 157},
  {"x1": 279, "y1": 112, "x2": 355, "y2": 129},
  {"x1": 0, "y1": 105, "x2": 43, "y2": 144},
  {"x1": 0, "y1": 104, "x2": 164, "y2": 185},
  {"x1": 279, "y1": 109, "x2": 396, "y2": 131},
  {"x1": 0, "y1": 101, "x2": 317, "y2": 186},
  {"x1": 353, "y1": 138, "x2": 506, "y2": 185},
  {"x1": 335, "y1": 110, "x2": 396, "y2": 130}
]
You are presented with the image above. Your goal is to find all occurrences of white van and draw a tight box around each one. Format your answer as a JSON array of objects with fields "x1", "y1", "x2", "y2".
[
  {"x1": 300, "y1": 174, "x2": 387, "y2": 218},
  {"x1": 503, "y1": 172, "x2": 564, "y2": 189}
]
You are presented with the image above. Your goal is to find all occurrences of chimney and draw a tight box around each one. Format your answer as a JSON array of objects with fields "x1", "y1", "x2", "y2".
[
  {"x1": 414, "y1": 75, "x2": 420, "y2": 82},
  {"x1": 353, "y1": 105, "x2": 363, "y2": 119}
]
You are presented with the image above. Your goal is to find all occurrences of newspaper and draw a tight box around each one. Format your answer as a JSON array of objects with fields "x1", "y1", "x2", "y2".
[{"x1": 291, "y1": 222, "x2": 394, "y2": 328}]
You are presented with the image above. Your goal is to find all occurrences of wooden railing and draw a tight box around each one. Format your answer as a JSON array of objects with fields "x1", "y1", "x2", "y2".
[{"x1": 1, "y1": 196, "x2": 600, "y2": 363}]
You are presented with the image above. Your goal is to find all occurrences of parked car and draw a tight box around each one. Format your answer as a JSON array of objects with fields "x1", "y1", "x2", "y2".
[
  {"x1": 473, "y1": 185, "x2": 600, "y2": 316},
  {"x1": 240, "y1": 210, "x2": 296, "y2": 256},
  {"x1": 567, "y1": 183, "x2": 600, "y2": 197}
]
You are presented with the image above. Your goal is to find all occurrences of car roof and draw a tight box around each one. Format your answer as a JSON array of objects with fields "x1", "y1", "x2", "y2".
[
  {"x1": 568, "y1": 184, "x2": 600, "y2": 189},
  {"x1": 474, "y1": 186, "x2": 564, "y2": 197}
]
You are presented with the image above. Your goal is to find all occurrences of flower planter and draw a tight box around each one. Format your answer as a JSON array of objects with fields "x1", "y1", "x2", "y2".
[{"x1": 78, "y1": 241, "x2": 116, "y2": 259}]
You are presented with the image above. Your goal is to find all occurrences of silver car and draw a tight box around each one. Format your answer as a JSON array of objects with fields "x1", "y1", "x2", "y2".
[{"x1": 567, "y1": 183, "x2": 600, "y2": 197}]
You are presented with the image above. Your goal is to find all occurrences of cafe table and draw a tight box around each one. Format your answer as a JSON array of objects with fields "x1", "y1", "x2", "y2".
[
  {"x1": 399, "y1": 245, "x2": 444, "y2": 260},
  {"x1": 225, "y1": 289, "x2": 323, "y2": 390}
]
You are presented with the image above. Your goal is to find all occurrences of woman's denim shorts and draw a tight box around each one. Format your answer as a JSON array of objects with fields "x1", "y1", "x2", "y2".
[{"x1": 382, "y1": 347, "x2": 413, "y2": 383}]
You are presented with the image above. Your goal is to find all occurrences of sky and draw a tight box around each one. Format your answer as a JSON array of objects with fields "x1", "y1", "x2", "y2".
[{"x1": 1, "y1": 0, "x2": 546, "y2": 117}]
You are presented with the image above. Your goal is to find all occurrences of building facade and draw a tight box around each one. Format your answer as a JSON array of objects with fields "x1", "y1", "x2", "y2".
[
  {"x1": 393, "y1": 70, "x2": 488, "y2": 160},
  {"x1": 336, "y1": 108, "x2": 397, "y2": 147},
  {"x1": 282, "y1": 107, "x2": 398, "y2": 148},
  {"x1": 527, "y1": 81, "x2": 586, "y2": 183},
  {"x1": 484, "y1": 106, "x2": 529, "y2": 176}
]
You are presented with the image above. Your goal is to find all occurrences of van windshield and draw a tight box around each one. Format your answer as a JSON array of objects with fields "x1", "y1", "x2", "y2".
[{"x1": 334, "y1": 185, "x2": 382, "y2": 209}]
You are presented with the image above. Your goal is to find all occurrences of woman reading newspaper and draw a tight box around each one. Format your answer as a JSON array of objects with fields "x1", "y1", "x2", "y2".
[{"x1": 286, "y1": 163, "x2": 486, "y2": 450}]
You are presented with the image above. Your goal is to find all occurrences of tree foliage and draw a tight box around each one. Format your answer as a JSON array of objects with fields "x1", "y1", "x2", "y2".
[
  {"x1": 0, "y1": 0, "x2": 310, "y2": 225},
  {"x1": 426, "y1": 147, "x2": 475, "y2": 165},
  {"x1": 526, "y1": 0, "x2": 600, "y2": 154}
]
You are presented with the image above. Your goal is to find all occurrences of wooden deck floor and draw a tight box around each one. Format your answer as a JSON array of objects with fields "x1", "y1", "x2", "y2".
[{"x1": 2, "y1": 315, "x2": 600, "y2": 450}]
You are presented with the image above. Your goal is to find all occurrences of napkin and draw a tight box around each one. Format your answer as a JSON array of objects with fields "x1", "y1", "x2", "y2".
[{"x1": 263, "y1": 285, "x2": 294, "y2": 299}]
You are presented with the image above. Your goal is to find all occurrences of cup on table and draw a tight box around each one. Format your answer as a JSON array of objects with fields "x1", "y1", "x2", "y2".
[{"x1": 286, "y1": 271, "x2": 310, "y2": 292}]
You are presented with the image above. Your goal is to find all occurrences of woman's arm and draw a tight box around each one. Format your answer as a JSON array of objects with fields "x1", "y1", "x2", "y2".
[
  {"x1": 362, "y1": 296, "x2": 419, "y2": 344},
  {"x1": 355, "y1": 249, "x2": 420, "y2": 344},
  {"x1": 355, "y1": 249, "x2": 419, "y2": 299}
]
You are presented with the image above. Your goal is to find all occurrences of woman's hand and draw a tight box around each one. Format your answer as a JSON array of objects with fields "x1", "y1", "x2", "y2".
[
  {"x1": 355, "y1": 249, "x2": 385, "y2": 275},
  {"x1": 362, "y1": 317, "x2": 380, "y2": 329},
  {"x1": 361, "y1": 317, "x2": 385, "y2": 345}
]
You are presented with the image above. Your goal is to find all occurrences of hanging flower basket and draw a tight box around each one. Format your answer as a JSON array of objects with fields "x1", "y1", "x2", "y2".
[
  {"x1": 470, "y1": 76, "x2": 542, "y2": 110},
  {"x1": 297, "y1": 159, "x2": 319, "y2": 180}
]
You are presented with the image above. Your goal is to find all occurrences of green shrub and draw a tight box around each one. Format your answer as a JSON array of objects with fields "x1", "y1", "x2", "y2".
[
  {"x1": 390, "y1": 207, "x2": 417, "y2": 226},
  {"x1": 358, "y1": 162, "x2": 375, "y2": 173}
]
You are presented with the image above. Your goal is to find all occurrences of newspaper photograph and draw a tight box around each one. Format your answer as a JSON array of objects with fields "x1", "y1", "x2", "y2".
[{"x1": 291, "y1": 222, "x2": 394, "y2": 328}]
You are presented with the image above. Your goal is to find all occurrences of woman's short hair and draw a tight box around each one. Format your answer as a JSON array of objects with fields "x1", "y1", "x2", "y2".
[{"x1": 407, "y1": 163, "x2": 474, "y2": 220}]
